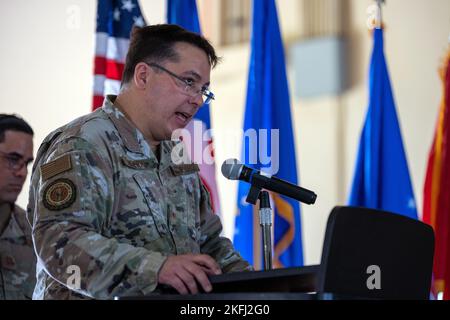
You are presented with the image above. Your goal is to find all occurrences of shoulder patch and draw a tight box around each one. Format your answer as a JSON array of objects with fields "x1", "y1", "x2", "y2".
[
  {"x1": 40, "y1": 154, "x2": 72, "y2": 181},
  {"x1": 43, "y1": 178, "x2": 77, "y2": 211}
]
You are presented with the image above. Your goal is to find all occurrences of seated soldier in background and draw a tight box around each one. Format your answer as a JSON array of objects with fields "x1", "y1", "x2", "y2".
[{"x1": 0, "y1": 114, "x2": 36, "y2": 299}]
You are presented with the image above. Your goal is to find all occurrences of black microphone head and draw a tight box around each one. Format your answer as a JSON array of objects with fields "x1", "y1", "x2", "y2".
[{"x1": 221, "y1": 158, "x2": 243, "y2": 180}]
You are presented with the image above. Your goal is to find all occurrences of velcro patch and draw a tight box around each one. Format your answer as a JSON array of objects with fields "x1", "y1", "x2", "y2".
[
  {"x1": 121, "y1": 157, "x2": 156, "y2": 170},
  {"x1": 170, "y1": 163, "x2": 200, "y2": 176},
  {"x1": 40, "y1": 154, "x2": 72, "y2": 181},
  {"x1": 43, "y1": 178, "x2": 77, "y2": 211}
]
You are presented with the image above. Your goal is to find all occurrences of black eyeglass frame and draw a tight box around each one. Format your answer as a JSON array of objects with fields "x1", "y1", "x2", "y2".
[
  {"x1": 0, "y1": 150, "x2": 33, "y2": 172},
  {"x1": 146, "y1": 62, "x2": 215, "y2": 104}
]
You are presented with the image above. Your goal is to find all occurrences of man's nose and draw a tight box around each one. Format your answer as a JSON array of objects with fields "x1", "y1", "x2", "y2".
[{"x1": 189, "y1": 93, "x2": 204, "y2": 108}]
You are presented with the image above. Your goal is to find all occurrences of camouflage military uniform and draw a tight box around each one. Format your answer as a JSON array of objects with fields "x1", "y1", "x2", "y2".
[
  {"x1": 0, "y1": 203, "x2": 36, "y2": 299},
  {"x1": 28, "y1": 95, "x2": 251, "y2": 300}
]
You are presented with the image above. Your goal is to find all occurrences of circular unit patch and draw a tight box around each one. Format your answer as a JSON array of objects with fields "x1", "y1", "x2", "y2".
[{"x1": 43, "y1": 178, "x2": 77, "y2": 211}]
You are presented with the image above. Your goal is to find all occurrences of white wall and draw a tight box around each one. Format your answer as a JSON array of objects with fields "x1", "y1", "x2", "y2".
[{"x1": 1, "y1": 0, "x2": 449, "y2": 266}]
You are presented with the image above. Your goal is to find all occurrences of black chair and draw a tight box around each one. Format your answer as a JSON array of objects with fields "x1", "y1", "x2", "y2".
[{"x1": 317, "y1": 206, "x2": 435, "y2": 300}]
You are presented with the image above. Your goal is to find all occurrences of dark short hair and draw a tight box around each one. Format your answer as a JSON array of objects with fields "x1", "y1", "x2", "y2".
[
  {"x1": 121, "y1": 24, "x2": 220, "y2": 85},
  {"x1": 0, "y1": 114, "x2": 34, "y2": 143}
]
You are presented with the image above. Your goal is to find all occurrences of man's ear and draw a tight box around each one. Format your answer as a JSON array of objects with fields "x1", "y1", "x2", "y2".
[{"x1": 133, "y1": 62, "x2": 148, "y2": 89}]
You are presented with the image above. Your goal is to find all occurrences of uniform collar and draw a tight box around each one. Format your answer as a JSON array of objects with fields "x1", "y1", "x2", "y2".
[
  {"x1": 102, "y1": 95, "x2": 144, "y2": 155},
  {"x1": 159, "y1": 140, "x2": 181, "y2": 171},
  {"x1": 0, "y1": 203, "x2": 28, "y2": 239}
]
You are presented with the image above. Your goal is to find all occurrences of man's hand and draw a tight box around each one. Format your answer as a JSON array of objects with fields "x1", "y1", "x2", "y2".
[{"x1": 157, "y1": 254, "x2": 222, "y2": 294}]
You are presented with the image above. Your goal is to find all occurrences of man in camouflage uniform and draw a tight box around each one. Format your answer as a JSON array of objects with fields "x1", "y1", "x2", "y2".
[
  {"x1": 28, "y1": 24, "x2": 251, "y2": 300},
  {"x1": 0, "y1": 114, "x2": 36, "y2": 299}
]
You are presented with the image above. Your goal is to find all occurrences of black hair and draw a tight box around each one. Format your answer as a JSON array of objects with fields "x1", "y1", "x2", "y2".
[
  {"x1": 121, "y1": 24, "x2": 220, "y2": 85},
  {"x1": 0, "y1": 114, "x2": 34, "y2": 143}
]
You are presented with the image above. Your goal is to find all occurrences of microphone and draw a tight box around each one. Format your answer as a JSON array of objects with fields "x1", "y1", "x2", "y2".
[{"x1": 221, "y1": 159, "x2": 317, "y2": 205}]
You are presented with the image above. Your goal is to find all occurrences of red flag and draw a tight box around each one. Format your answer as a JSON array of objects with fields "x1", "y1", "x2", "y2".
[{"x1": 423, "y1": 49, "x2": 450, "y2": 299}]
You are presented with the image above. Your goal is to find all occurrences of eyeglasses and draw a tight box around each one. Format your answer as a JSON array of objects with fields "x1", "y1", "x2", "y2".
[
  {"x1": 0, "y1": 150, "x2": 33, "y2": 172},
  {"x1": 146, "y1": 62, "x2": 215, "y2": 105}
]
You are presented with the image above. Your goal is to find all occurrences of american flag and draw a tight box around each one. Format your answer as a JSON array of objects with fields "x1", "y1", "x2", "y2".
[{"x1": 93, "y1": 0, "x2": 146, "y2": 110}]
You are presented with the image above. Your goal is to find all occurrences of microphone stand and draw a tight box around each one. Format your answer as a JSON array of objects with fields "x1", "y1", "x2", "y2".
[
  {"x1": 223, "y1": 160, "x2": 317, "y2": 270},
  {"x1": 259, "y1": 191, "x2": 273, "y2": 270},
  {"x1": 246, "y1": 184, "x2": 273, "y2": 270}
]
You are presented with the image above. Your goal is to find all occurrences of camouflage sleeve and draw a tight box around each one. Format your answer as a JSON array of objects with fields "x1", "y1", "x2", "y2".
[
  {"x1": 198, "y1": 181, "x2": 253, "y2": 273},
  {"x1": 30, "y1": 137, "x2": 167, "y2": 299}
]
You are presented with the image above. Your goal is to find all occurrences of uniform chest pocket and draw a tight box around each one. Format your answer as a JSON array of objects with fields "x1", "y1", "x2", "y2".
[
  {"x1": 132, "y1": 173, "x2": 169, "y2": 239},
  {"x1": 112, "y1": 156, "x2": 166, "y2": 243},
  {"x1": 169, "y1": 165, "x2": 202, "y2": 242}
]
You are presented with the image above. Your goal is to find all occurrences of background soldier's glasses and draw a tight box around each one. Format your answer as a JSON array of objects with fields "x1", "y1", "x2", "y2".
[{"x1": 0, "y1": 151, "x2": 32, "y2": 172}]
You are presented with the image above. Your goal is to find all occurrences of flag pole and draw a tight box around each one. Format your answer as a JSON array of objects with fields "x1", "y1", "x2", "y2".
[{"x1": 375, "y1": 0, "x2": 385, "y2": 29}]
